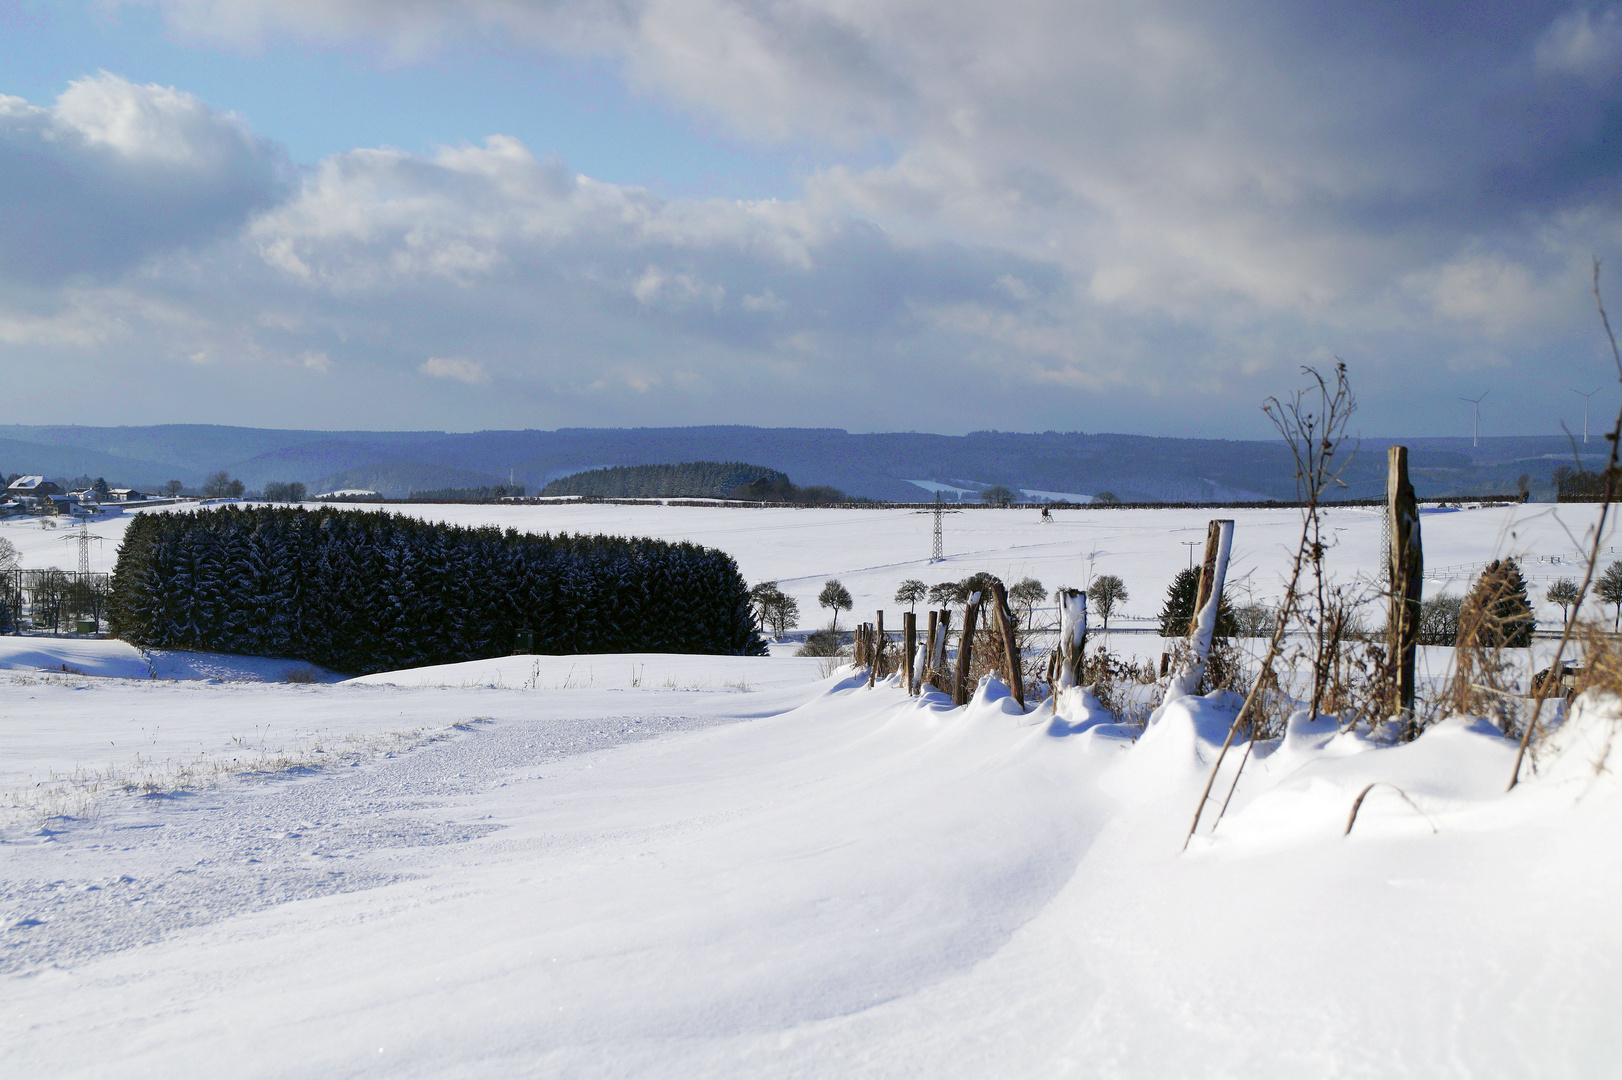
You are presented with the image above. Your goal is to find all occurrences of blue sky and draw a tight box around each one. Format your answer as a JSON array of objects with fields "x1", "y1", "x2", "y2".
[{"x1": 1, "y1": 1, "x2": 1619, "y2": 438}]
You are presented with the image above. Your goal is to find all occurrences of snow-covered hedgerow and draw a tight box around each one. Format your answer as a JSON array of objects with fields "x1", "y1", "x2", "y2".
[{"x1": 107, "y1": 507, "x2": 765, "y2": 673}]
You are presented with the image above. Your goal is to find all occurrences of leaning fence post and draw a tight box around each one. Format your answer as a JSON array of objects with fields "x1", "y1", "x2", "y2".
[
  {"x1": 903, "y1": 611, "x2": 917, "y2": 694},
  {"x1": 989, "y1": 581, "x2": 1025, "y2": 707},
  {"x1": 953, "y1": 593, "x2": 982, "y2": 707},
  {"x1": 868, "y1": 610, "x2": 885, "y2": 687},
  {"x1": 921, "y1": 609, "x2": 938, "y2": 692},
  {"x1": 1387, "y1": 446, "x2": 1422, "y2": 732}
]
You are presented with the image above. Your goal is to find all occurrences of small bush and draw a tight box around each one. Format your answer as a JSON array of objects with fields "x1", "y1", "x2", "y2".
[{"x1": 796, "y1": 630, "x2": 845, "y2": 657}]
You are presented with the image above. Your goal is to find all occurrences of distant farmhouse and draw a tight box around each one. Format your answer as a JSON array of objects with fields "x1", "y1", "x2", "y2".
[
  {"x1": 3, "y1": 475, "x2": 145, "y2": 516},
  {"x1": 8, "y1": 476, "x2": 61, "y2": 498}
]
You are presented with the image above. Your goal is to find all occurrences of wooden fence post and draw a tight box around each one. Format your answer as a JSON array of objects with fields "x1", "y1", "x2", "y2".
[
  {"x1": 932, "y1": 610, "x2": 952, "y2": 691},
  {"x1": 953, "y1": 593, "x2": 982, "y2": 707},
  {"x1": 922, "y1": 610, "x2": 938, "y2": 692},
  {"x1": 868, "y1": 610, "x2": 884, "y2": 687},
  {"x1": 989, "y1": 581, "x2": 1025, "y2": 707},
  {"x1": 1168, "y1": 519, "x2": 1234, "y2": 701},
  {"x1": 1387, "y1": 446, "x2": 1422, "y2": 728},
  {"x1": 1054, "y1": 587, "x2": 1087, "y2": 690},
  {"x1": 903, "y1": 611, "x2": 917, "y2": 694}
]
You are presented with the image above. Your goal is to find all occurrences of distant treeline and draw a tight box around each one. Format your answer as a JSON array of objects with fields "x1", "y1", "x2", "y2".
[
  {"x1": 541, "y1": 461, "x2": 847, "y2": 503},
  {"x1": 406, "y1": 484, "x2": 527, "y2": 502},
  {"x1": 109, "y1": 507, "x2": 764, "y2": 674}
]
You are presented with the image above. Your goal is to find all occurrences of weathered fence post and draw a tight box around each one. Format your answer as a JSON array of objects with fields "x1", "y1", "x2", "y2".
[
  {"x1": 868, "y1": 610, "x2": 885, "y2": 687},
  {"x1": 1054, "y1": 587, "x2": 1088, "y2": 690},
  {"x1": 932, "y1": 609, "x2": 952, "y2": 691},
  {"x1": 953, "y1": 592, "x2": 982, "y2": 707},
  {"x1": 1167, "y1": 519, "x2": 1234, "y2": 701},
  {"x1": 989, "y1": 581, "x2": 1025, "y2": 708},
  {"x1": 903, "y1": 611, "x2": 917, "y2": 694},
  {"x1": 920, "y1": 609, "x2": 938, "y2": 692},
  {"x1": 1387, "y1": 446, "x2": 1422, "y2": 730}
]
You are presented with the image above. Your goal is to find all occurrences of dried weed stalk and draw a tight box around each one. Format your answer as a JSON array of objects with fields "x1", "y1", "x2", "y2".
[{"x1": 1510, "y1": 262, "x2": 1622, "y2": 788}]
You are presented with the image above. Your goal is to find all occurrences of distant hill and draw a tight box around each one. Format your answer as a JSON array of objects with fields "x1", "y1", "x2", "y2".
[
  {"x1": 542, "y1": 462, "x2": 789, "y2": 500},
  {"x1": 0, "y1": 424, "x2": 1599, "y2": 502}
]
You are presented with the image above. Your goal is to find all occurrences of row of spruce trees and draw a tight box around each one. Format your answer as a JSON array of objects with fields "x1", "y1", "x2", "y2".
[{"x1": 108, "y1": 507, "x2": 765, "y2": 674}]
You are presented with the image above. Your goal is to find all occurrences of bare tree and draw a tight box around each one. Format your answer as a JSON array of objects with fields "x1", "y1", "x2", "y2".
[
  {"x1": 1087, "y1": 575, "x2": 1128, "y2": 632},
  {"x1": 894, "y1": 579, "x2": 927, "y2": 610},
  {"x1": 819, "y1": 579, "x2": 853, "y2": 631},
  {"x1": 1598, "y1": 563, "x2": 1622, "y2": 630},
  {"x1": 1547, "y1": 577, "x2": 1582, "y2": 623}
]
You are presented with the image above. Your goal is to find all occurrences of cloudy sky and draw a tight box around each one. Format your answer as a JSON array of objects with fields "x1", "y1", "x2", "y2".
[{"x1": 1, "y1": 1, "x2": 1619, "y2": 437}]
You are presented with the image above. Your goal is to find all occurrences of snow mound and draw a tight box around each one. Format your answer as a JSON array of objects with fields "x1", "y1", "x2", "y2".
[{"x1": 0, "y1": 636, "x2": 345, "y2": 683}]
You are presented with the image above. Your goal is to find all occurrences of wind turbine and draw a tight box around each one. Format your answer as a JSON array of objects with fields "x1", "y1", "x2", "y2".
[
  {"x1": 1459, "y1": 390, "x2": 1489, "y2": 449},
  {"x1": 1571, "y1": 386, "x2": 1602, "y2": 444}
]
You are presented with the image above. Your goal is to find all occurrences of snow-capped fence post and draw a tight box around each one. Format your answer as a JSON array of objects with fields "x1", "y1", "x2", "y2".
[
  {"x1": 903, "y1": 611, "x2": 917, "y2": 694},
  {"x1": 953, "y1": 592, "x2": 982, "y2": 707},
  {"x1": 1167, "y1": 519, "x2": 1234, "y2": 701},
  {"x1": 1386, "y1": 446, "x2": 1422, "y2": 730},
  {"x1": 1054, "y1": 588, "x2": 1087, "y2": 690},
  {"x1": 989, "y1": 581, "x2": 1025, "y2": 707}
]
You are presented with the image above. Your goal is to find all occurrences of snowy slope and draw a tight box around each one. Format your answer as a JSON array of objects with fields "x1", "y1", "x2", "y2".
[{"x1": 2, "y1": 659, "x2": 1619, "y2": 1076}]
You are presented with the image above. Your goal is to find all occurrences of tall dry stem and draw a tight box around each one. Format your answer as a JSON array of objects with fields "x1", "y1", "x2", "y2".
[
  {"x1": 1184, "y1": 363, "x2": 1356, "y2": 848},
  {"x1": 1509, "y1": 261, "x2": 1622, "y2": 788}
]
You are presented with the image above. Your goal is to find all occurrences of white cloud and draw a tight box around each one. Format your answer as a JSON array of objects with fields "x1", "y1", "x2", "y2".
[
  {"x1": 420, "y1": 356, "x2": 490, "y2": 384},
  {"x1": 0, "y1": 72, "x2": 286, "y2": 284},
  {"x1": 1537, "y1": 5, "x2": 1622, "y2": 85},
  {"x1": 8, "y1": 5, "x2": 1622, "y2": 433}
]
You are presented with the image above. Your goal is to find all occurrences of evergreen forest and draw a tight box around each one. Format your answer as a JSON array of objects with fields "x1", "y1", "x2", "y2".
[{"x1": 108, "y1": 507, "x2": 764, "y2": 674}]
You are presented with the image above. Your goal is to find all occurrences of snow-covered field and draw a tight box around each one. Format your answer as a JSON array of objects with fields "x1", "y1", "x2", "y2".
[
  {"x1": 2, "y1": 500, "x2": 1620, "y2": 1076},
  {"x1": 5, "y1": 498, "x2": 1618, "y2": 627}
]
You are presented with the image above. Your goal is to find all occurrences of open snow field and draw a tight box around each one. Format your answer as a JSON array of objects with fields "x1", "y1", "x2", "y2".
[
  {"x1": 5, "y1": 498, "x2": 1618, "y2": 626},
  {"x1": 3, "y1": 500, "x2": 1621, "y2": 1076}
]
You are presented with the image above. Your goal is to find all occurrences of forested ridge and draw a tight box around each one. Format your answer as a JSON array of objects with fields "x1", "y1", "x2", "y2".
[
  {"x1": 541, "y1": 461, "x2": 788, "y2": 499},
  {"x1": 108, "y1": 507, "x2": 764, "y2": 673}
]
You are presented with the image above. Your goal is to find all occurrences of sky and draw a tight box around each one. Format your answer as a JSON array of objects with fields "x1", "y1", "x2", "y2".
[{"x1": 1, "y1": 1, "x2": 1620, "y2": 438}]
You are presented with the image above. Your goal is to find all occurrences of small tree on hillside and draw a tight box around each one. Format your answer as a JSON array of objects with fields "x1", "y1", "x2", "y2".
[
  {"x1": 819, "y1": 579, "x2": 853, "y2": 631},
  {"x1": 1547, "y1": 577, "x2": 1582, "y2": 624},
  {"x1": 749, "y1": 581, "x2": 801, "y2": 637},
  {"x1": 894, "y1": 579, "x2": 927, "y2": 610},
  {"x1": 202, "y1": 471, "x2": 244, "y2": 499},
  {"x1": 927, "y1": 581, "x2": 965, "y2": 608},
  {"x1": 960, "y1": 571, "x2": 1003, "y2": 602},
  {"x1": 163, "y1": 480, "x2": 183, "y2": 497},
  {"x1": 1093, "y1": 491, "x2": 1121, "y2": 504},
  {"x1": 1088, "y1": 574, "x2": 1128, "y2": 632},
  {"x1": 1009, "y1": 577, "x2": 1046, "y2": 630},
  {"x1": 980, "y1": 485, "x2": 1015, "y2": 507},
  {"x1": 1598, "y1": 562, "x2": 1622, "y2": 630}
]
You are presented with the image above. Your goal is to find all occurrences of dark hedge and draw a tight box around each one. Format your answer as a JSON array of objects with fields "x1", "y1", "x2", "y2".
[{"x1": 108, "y1": 506, "x2": 765, "y2": 674}]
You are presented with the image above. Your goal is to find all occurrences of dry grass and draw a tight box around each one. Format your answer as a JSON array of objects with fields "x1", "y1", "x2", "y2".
[{"x1": 1, "y1": 722, "x2": 460, "y2": 834}]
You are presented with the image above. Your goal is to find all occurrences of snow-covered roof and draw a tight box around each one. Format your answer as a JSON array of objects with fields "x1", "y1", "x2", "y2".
[{"x1": 7, "y1": 475, "x2": 48, "y2": 490}]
